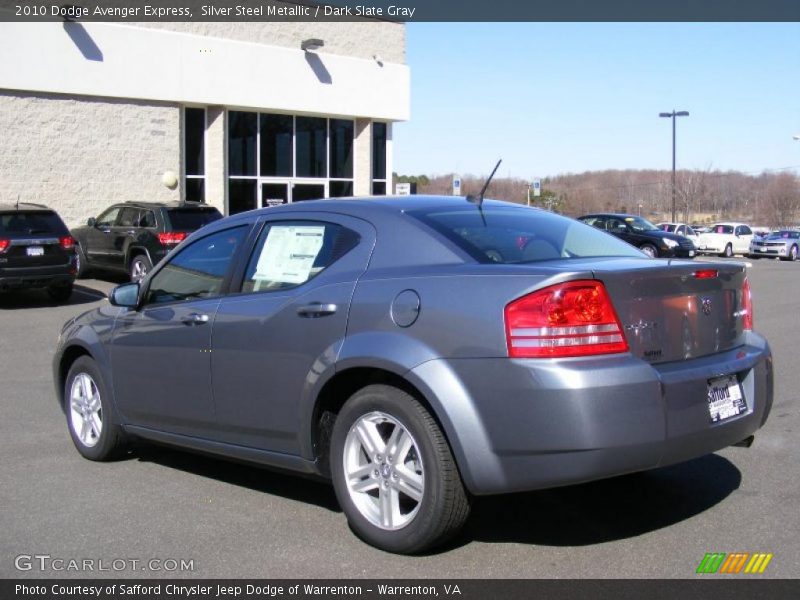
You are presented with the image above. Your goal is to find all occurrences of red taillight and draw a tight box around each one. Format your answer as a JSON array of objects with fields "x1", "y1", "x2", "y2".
[
  {"x1": 694, "y1": 269, "x2": 718, "y2": 279},
  {"x1": 742, "y1": 277, "x2": 753, "y2": 331},
  {"x1": 59, "y1": 236, "x2": 75, "y2": 250},
  {"x1": 505, "y1": 280, "x2": 629, "y2": 358},
  {"x1": 157, "y1": 232, "x2": 188, "y2": 246},
  {"x1": 0, "y1": 239, "x2": 9, "y2": 253}
]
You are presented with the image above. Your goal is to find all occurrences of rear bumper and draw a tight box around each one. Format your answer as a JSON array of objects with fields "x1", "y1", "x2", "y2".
[
  {"x1": 0, "y1": 265, "x2": 75, "y2": 290},
  {"x1": 409, "y1": 333, "x2": 772, "y2": 495}
]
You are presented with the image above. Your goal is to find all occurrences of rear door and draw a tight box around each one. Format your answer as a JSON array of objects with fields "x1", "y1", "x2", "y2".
[{"x1": 208, "y1": 213, "x2": 375, "y2": 454}]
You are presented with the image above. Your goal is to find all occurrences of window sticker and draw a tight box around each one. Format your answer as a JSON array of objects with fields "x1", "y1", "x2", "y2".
[{"x1": 253, "y1": 225, "x2": 325, "y2": 287}]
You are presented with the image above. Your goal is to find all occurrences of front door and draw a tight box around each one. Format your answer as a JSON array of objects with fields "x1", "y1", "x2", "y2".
[
  {"x1": 110, "y1": 225, "x2": 250, "y2": 437},
  {"x1": 84, "y1": 206, "x2": 121, "y2": 267}
]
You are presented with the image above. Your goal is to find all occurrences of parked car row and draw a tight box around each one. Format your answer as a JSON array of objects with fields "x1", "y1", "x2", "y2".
[
  {"x1": 577, "y1": 213, "x2": 697, "y2": 258},
  {"x1": 54, "y1": 195, "x2": 773, "y2": 554}
]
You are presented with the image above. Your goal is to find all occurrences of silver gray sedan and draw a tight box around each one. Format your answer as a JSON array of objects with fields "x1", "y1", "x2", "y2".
[{"x1": 53, "y1": 196, "x2": 773, "y2": 554}]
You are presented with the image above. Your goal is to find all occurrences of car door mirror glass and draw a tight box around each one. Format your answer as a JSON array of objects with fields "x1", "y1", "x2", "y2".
[{"x1": 109, "y1": 282, "x2": 140, "y2": 308}]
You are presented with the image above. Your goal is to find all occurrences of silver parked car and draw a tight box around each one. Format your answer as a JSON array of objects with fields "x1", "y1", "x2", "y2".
[
  {"x1": 749, "y1": 230, "x2": 800, "y2": 261},
  {"x1": 54, "y1": 196, "x2": 773, "y2": 554}
]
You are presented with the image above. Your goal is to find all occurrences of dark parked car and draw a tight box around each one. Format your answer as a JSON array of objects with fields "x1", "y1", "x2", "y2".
[
  {"x1": 71, "y1": 201, "x2": 223, "y2": 282},
  {"x1": 54, "y1": 196, "x2": 772, "y2": 554},
  {"x1": 0, "y1": 203, "x2": 76, "y2": 301},
  {"x1": 578, "y1": 213, "x2": 696, "y2": 258}
]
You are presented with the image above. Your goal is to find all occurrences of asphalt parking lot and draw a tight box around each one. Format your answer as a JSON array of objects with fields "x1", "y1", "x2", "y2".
[{"x1": 1, "y1": 258, "x2": 798, "y2": 579}]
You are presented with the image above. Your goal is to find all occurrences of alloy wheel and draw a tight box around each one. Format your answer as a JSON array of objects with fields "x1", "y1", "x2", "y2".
[
  {"x1": 69, "y1": 373, "x2": 103, "y2": 448},
  {"x1": 342, "y1": 411, "x2": 425, "y2": 531}
]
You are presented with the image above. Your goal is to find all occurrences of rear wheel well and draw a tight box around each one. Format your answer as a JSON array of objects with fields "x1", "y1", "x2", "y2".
[
  {"x1": 127, "y1": 247, "x2": 147, "y2": 268},
  {"x1": 58, "y1": 346, "x2": 93, "y2": 408},
  {"x1": 312, "y1": 368, "x2": 438, "y2": 478}
]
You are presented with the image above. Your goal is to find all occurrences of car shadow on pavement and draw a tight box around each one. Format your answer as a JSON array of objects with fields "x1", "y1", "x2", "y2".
[
  {"x1": 448, "y1": 453, "x2": 741, "y2": 550},
  {"x1": 132, "y1": 442, "x2": 341, "y2": 512},
  {"x1": 0, "y1": 284, "x2": 106, "y2": 309}
]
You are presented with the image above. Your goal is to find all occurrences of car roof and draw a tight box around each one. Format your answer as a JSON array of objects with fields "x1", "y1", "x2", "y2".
[
  {"x1": 711, "y1": 222, "x2": 749, "y2": 226},
  {"x1": 578, "y1": 213, "x2": 643, "y2": 219},
  {"x1": 113, "y1": 201, "x2": 219, "y2": 210},
  {"x1": 0, "y1": 202, "x2": 54, "y2": 212},
  {"x1": 221, "y1": 195, "x2": 534, "y2": 222}
]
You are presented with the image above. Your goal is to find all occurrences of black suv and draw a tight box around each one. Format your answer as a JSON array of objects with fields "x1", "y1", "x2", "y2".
[
  {"x1": 0, "y1": 203, "x2": 76, "y2": 301},
  {"x1": 71, "y1": 202, "x2": 223, "y2": 282},
  {"x1": 577, "y1": 213, "x2": 696, "y2": 258}
]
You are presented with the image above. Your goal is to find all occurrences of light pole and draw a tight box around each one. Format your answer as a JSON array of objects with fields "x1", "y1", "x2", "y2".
[{"x1": 659, "y1": 110, "x2": 689, "y2": 222}]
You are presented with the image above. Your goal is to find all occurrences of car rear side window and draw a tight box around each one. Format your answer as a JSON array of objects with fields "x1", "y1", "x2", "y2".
[
  {"x1": 241, "y1": 221, "x2": 359, "y2": 293},
  {"x1": 166, "y1": 208, "x2": 222, "y2": 231},
  {"x1": 408, "y1": 206, "x2": 643, "y2": 264},
  {"x1": 0, "y1": 211, "x2": 67, "y2": 235},
  {"x1": 145, "y1": 226, "x2": 248, "y2": 305}
]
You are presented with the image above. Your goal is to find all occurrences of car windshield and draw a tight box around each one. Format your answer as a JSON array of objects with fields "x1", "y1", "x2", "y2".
[
  {"x1": 711, "y1": 224, "x2": 735, "y2": 234},
  {"x1": 767, "y1": 231, "x2": 800, "y2": 240},
  {"x1": 624, "y1": 216, "x2": 659, "y2": 233},
  {"x1": 166, "y1": 207, "x2": 223, "y2": 231},
  {"x1": 407, "y1": 205, "x2": 645, "y2": 263},
  {"x1": 0, "y1": 211, "x2": 67, "y2": 235}
]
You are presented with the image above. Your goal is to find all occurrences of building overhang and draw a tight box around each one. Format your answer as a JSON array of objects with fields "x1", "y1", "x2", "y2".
[{"x1": 0, "y1": 22, "x2": 410, "y2": 121}]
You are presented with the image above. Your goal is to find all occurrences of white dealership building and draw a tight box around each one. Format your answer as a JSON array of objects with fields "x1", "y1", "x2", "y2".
[{"x1": 0, "y1": 14, "x2": 409, "y2": 225}]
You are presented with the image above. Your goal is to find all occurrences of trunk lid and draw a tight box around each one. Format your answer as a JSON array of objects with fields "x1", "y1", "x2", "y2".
[{"x1": 592, "y1": 260, "x2": 748, "y2": 364}]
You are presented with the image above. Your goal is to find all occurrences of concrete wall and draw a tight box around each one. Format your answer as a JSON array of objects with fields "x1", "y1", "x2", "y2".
[{"x1": 0, "y1": 91, "x2": 180, "y2": 227}]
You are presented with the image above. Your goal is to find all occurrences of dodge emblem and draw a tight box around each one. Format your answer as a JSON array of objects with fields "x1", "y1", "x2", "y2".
[{"x1": 701, "y1": 297, "x2": 713, "y2": 315}]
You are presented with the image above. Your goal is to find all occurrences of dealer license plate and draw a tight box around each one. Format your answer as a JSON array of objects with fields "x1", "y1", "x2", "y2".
[
  {"x1": 689, "y1": 250, "x2": 695, "y2": 257},
  {"x1": 707, "y1": 375, "x2": 747, "y2": 423},
  {"x1": 26, "y1": 246, "x2": 44, "y2": 256}
]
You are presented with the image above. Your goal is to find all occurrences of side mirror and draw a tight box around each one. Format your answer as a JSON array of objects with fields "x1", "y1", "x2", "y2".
[
  {"x1": 87, "y1": 217, "x2": 96, "y2": 227},
  {"x1": 109, "y1": 282, "x2": 140, "y2": 308}
]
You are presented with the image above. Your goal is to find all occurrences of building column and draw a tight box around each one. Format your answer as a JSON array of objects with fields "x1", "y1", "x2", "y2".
[
  {"x1": 354, "y1": 118, "x2": 372, "y2": 196},
  {"x1": 205, "y1": 106, "x2": 227, "y2": 214}
]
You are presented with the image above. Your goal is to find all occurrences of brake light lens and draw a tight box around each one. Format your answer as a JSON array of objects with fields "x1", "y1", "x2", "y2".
[
  {"x1": 0, "y1": 239, "x2": 9, "y2": 253},
  {"x1": 157, "y1": 232, "x2": 188, "y2": 246},
  {"x1": 505, "y1": 280, "x2": 629, "y2": 358},
  {"x1": 694, "y1": 269, "x2": 718, "y2": 279},
  {"x1": 59, "y1": 236, "x2": 75, "y2": 250},
  {"x1": 742, "y1": 277, "x2": 753, "y2": 331}
]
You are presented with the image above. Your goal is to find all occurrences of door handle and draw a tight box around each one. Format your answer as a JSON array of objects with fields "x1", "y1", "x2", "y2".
[
  {"x1": 180, "y1": 313, "x2": 210, "y2": 325},
  {"x1": 297, "y1": 303, "x2": 337, "y2": 318},
  {"x1": 101, "y1": 229, "x2": 112, "y2": 234}
]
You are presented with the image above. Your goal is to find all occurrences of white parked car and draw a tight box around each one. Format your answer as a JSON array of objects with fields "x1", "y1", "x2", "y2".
[
  {"x1": 656, "y1": 222, "x2": 701, "y2": 245},
  {"x1": 696, "y1": 223, "x2": 754, "y2": 257}
]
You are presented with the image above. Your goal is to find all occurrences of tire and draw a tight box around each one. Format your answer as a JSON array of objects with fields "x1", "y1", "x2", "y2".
[
  {"x1": 786, "y1": 245, "x2": 798, "y2": 262},
  {"x1": 64, "y1": 356, "x2": 127, "y2": 461},
  {"x1": 47, "y1": 282, "x2": 73, "y2": 303},
  {"x1": 75, "y1": 244, "x2": 90, "y2": 278},
  {"x1": 330, "y1": 384, "x2": 470, "y2": 554},
  {"x1": 640, "y1": 243, "x2": 658, "y2": 258},
  {"x1": 129, "y1": 254, "x2": 152, "y2": 283},
  {"x1": 722, "y1": 244, "x2": 733, "y2": 258}
]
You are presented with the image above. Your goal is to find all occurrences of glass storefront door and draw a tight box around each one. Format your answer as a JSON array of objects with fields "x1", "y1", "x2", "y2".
[{"x1": 260, "y1": 182, "x2": 289, "y2": 208}]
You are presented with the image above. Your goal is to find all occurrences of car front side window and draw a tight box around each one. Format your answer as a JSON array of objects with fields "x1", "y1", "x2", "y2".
[
  {"x1": 145, "y1": 226, "x2": 248, "y2": 305},
  {"x1": 96, "y1": 207, "x2": 121, "y2": 228}
]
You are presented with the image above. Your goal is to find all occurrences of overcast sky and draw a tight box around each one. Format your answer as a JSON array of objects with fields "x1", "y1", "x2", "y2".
[{"x1": 392, "y1": 23, "x2": 800, "y2": 180}]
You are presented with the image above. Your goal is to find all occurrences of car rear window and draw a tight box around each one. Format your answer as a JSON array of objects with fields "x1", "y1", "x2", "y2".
[
  {"x1": 166, "y1": 207, "x2": 223, "y2": 231},
  {"x1": 0, "y1": 211, "x2": 68, "y2": 236},
  {"x1": 407, "y1": 205, "x2": 645, "y2": 264}
]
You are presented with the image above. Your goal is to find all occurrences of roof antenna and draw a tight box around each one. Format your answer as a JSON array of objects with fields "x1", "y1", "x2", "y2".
[
  {"x1": 466, "y1": 159, "x2": 502, "y2": 207},
  {"x1": 16, "y1": 194, "x2": 20, "y2": 210}
]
